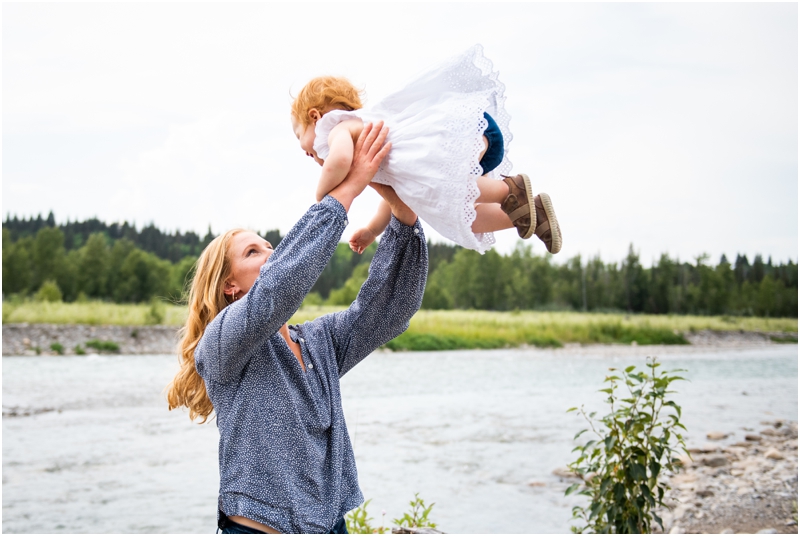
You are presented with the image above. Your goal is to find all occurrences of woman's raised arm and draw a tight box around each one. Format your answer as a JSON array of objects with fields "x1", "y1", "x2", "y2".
[{"x1": 195, "y1": 124, "x2": 391, "y2": 383}]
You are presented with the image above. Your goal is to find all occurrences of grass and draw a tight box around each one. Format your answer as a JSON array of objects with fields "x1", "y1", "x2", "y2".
[
  {"x1": 3, "y1": 301, "x2": 797, "y2": 351},
  {"x1": 3, "y1": 300, "x2": 188, "y2": 326}
]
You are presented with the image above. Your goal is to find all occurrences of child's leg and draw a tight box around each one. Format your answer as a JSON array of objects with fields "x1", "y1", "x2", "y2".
[
  {"x1": 472, "y1": 204, "x2": 514, "y2": 233},
  {"x1": 475, "y1": 175, "x2": 510, "y2": 203}
]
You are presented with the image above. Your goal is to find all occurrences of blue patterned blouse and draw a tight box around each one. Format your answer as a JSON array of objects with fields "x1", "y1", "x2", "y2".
[{"x1": 195, "y1": 196, "x2": 428, "y2": 533}]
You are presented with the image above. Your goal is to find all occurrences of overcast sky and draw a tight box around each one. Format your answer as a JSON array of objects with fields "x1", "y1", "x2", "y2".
[{"x1": 3, "y1": 3, "x2": 797, "y2": 265}]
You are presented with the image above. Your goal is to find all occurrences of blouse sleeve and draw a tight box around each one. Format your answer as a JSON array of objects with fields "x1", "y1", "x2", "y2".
[
  {"x1": 312, "y1": 110, "x2": 362, "y2": 162},
  {"x1": 327, "y1": 215, "x2": 428, "y2": 377},
  {"x1": 195, "y1": 196, "x2": 348, "y2": 384}
]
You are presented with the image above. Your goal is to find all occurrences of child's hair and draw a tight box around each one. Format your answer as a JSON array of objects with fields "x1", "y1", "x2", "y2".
[{"x1": 291, "y1": 76, "x2": 364, "y2": 128}]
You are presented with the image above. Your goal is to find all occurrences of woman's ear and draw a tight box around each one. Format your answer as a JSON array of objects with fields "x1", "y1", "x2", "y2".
[
  {"x1": 308, "y1": 108, "x2": 322, "y2": 123},
  {"x1": 223, "y1": 280, "x2": 236, "y2": 297}
]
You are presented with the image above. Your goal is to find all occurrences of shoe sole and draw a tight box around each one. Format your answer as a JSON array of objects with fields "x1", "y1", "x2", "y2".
[
  {"x1": 519, "y1": 174, "x2": 536, "y2": 239},
  {"x1": 539, "y1": 192, "x2": 562, "y2": 254}
]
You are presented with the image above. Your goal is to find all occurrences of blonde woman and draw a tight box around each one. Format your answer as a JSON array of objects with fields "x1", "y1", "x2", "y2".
[{"x1": 167, "y1": 123, "x2": 427, "y2": 534}]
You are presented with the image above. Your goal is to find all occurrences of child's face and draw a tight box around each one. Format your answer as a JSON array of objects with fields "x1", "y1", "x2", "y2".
[{"x1": 291, "y1": 112, "x2": 324, "y2": 166}]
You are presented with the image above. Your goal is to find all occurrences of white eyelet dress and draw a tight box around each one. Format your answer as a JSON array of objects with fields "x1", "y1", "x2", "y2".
[{"x1": 313, "y1": 44, "x2": 513, "y2": 254}]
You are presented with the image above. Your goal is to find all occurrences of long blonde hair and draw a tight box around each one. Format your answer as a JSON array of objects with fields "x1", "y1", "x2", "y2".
[{"x1": 166, "y1": 228, "x2": 245, "y2": 423}]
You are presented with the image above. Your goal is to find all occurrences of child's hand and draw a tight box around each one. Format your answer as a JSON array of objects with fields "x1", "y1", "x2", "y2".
[{"x1": 349, "y1": 228, "x2": 376, "y2": 254}]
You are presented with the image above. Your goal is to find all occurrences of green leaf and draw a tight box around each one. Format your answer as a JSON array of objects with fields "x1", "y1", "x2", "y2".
[
  {"x1": 624, "y1": 365, "x2": 636, "y2": 373},
  {"x1": 565, "y1": 483, "x2": 580, "y2": 496},
  {"x1": 567, "y1": 407, "x2": 578, "y2": 413},
  {"x1": 574, "y1": 429, "x2": 588, "y2": 440}
]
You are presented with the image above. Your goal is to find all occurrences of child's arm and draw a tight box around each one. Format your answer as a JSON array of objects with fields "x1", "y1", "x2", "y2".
[
  {"x1": 316, "y1": 123, "x2": 356, "y2": 203},
  {"x1": 349, "y1": 200, "x2": 392, "y2": 254}
]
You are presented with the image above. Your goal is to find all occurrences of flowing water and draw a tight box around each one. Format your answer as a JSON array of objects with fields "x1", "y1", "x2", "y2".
[{"x1": 3, "y1": 344, "x2": 797, "y2": 533}]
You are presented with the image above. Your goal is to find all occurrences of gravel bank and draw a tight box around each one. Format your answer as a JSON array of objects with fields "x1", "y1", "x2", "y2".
[
  {"x1": 2, "y1": 324, "x2": 796, "y2": 356},
  {"x1": 657, "y1": 420, "x2": 798, "y2": 534},
  {"x1": 2, "y1": 323, "x2": 179, "y2": 356}
]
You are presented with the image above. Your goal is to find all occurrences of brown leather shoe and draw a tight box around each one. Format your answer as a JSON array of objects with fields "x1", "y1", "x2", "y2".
[
  {"x1": 533, "y1": 193, "x2": 562, "y2": 254},
  {"x1": 500, "y1": 174, "x2": 536, "y2": 239}
]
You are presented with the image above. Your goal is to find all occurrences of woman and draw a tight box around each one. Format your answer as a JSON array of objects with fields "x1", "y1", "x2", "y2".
[{"x1": 166, "y1": 123, "x2": 428, "y2": 534}]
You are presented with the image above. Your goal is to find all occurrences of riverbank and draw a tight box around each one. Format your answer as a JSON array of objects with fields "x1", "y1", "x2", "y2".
[
  {"x1": 656, "y1": 420, "x2": 798, "y2": 534},
  {"x1": 2, "y1": 322, "x2": 796, "y2": 356}
]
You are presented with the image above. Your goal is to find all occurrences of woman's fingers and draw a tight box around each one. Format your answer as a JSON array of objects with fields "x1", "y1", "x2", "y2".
[
  {"x1": 353, "y1": 122, "x2": 373, "y2": 156},
  {"x1": 364, "y1": 121, "x2": 386, "y2": 159},
  {"x1": 373, "y1": 140, "x2": 391, "y2": 167}
]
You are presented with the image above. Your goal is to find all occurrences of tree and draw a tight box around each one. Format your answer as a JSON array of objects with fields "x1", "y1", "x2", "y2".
[
  {"x1": 77, "y1": 233, "x2": 110, "y2": 298},
  {"x1": 2, "y1": 229, "x2": 32, "y2": 296},
  {"x1": 113, "y1": 249, "x2": 170, "y2": 303},
  {"x1": 32, "y1": 227, "x2": 66, "y2": 290}
]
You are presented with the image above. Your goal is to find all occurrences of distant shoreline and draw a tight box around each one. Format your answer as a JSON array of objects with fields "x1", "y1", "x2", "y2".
[{"x1": 2, "y1": 323, "x2": 795, "y2": 357}]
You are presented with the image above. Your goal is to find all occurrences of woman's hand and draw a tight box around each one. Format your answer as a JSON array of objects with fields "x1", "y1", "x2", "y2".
[
  {"x1": 328, "y1": 122, "x2": 390, "y2": 212},
  {"x1": 370, "y1": 183, "x2": 418, "y2": 227}
]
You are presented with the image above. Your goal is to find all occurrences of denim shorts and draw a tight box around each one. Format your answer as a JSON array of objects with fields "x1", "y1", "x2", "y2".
[
  {"x1": 479, "y1": 112, "x2": 504, "y2": 175},
  {"x1": 218, "y1": 511, "x2": 348, "y2": 534}
]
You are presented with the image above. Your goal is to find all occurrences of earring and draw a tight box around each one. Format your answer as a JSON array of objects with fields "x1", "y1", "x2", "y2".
[{"x1": 232, "y1": 291, "x2": 237, "y2": 301}]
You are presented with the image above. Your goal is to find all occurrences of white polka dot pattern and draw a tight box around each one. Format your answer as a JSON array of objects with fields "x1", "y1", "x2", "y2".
[{"x1": 195, "y1": 196, "x2": 428, "y2": 533}]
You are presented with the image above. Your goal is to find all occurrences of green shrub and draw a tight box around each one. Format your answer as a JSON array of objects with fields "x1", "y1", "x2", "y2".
[
  {"x1": 392, "y1": 493, "x2": 437, "y2": 531},
  {"x1": 85, "y1": 339, "x2": 120, "y2": 353},
  {"x1": 74, "y1": 345, "x2": 86, "y2": 355},
  {"x1": 49, "y1": 342, "x2": 64, "y2": 355},
  {"x1": 35, "y1": 280, "x2": 63, "y2": 302},
  {"x1": 302, "y1": 292, "x2": 324, "y2": 307},
  {"x1": 345, "y1": 499, "x2": 387, "y2": 534},
  {"x1": 770, "y1": 333, "x2": 798, "y2": 344},
  {"x1": 566, "y1": 357, "x2": 688, "y2": 533},
  {"x1": 145, "y1": 298, "x2": 166, "y2": 325}
]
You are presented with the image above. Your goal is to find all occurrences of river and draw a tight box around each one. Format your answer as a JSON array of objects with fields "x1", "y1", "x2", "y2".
[{"x1": 2, "y1": 344, "x2": 797, "y2": 533}]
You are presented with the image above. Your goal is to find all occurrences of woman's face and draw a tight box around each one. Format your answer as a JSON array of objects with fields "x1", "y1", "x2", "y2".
[
  {"x1": 225, "y1": 231, "x2": 274, "y2": 299},
  {"x1": 291, "y1": 110, "x2": 324, "y2": 166}
]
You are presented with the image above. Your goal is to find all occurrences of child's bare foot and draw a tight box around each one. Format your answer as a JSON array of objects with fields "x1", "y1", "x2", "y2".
[{"x1": 349, "y1": 228, "x2": 376, "y2": 254}]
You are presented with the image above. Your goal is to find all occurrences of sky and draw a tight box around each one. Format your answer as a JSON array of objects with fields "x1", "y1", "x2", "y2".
[{"x1": 3, "y1": 3, "x2": 798, "y2": 266}]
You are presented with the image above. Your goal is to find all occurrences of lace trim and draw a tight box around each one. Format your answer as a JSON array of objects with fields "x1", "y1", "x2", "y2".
[
  {"x1": 434, "y1": 44, "x2": 512, "y2": 253},
  {"x1": 312, "y1": 110, "x2": 362, "y2": 161}
]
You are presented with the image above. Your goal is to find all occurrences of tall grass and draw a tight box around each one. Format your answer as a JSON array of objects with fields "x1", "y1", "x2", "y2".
[
  {"x1": 3, "y1": 301, "x2": 796, "y2": 350},
  {"x1": 2, "y1": 300, "x2": 188, "y2": 326},
  {"x1": 388, "y1": 311, "x2": 797, "y2": 351}
]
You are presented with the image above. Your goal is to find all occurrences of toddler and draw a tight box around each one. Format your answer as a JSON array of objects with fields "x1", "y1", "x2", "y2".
[{"x1": 290, "y1": 44, "x2": 562, "y2": 255}]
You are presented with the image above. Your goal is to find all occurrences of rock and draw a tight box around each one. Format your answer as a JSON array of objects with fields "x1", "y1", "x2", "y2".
[
  {"x1": 702, "y1": 455, "x2": 729, "y2": 467},
  {"x1": 552, "y1": 467, "x2": 579, "y2": 479},
  {"x1": 720, "y1": 529, "x2": 734, "y2": 534},
  {"x1": 786, "y1": 520, "x2": 798, "y2": 526},
  {"x1": 526, "y1": 480, "x2": 546, "y2": 487},
  {"x1": 689, "y1": 443, "x2": 720, "y2": 454},
  {"x1": 755, "y1": 529, "x2": 777, "y2": 534},
  {"x1": 764, "y1": 448, "x2": 784, "y2": 460},
  {"x1": 745, "y1": 434, "x2": 762, "y2": 441},
  {"x1": 669, "y1": 526, "x2": 685, "y2": 534},
  {"x1": 696, "y1": 489, "x2": 714, "y2": 498},
  {"x1": 707, "y1": 431, "x2": 728, "y2": 440},
  {"x1": 760, "y1": 428, "x2": 779, "y2": 437}
]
